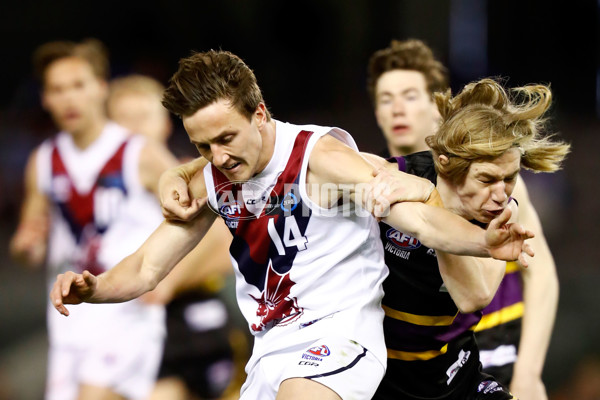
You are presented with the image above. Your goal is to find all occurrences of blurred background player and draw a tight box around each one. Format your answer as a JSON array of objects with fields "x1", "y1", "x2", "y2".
[
  {"x1": 9, "y1": 39, "x2": 177, "y2": 400},
  {"x1": 107, "y1": 74, "x2": 250, "y2": 400},
  {"x1": 366, "y1": 38, "x2": 561, "y2": 400}
]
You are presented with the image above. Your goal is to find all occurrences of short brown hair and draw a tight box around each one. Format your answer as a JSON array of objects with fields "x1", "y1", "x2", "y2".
[
  {"x1": 367, "y1": 39, "x2": 448, "y2": 105},
  {"x1": 32, "y1": 38, "x2": 110, "y2": 83},
  {"x1": 426, "y1": 78, "x2": 570, "y2": 185},
  {"x1": 162, "y1": 50, "x2": 270, "y2": 120},
  {"x1": 108, "y1": 74, "x2": 165, "y2": 103}
]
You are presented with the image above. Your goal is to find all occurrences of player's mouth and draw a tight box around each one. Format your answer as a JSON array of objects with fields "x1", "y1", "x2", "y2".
[
  {"x1": 392, "y1": 124, "x2": 409, "y2": 134},
  {"x1": 484, "y1": 209, "x2": 504, "y2": 217},
  {"x1": 63, "y1": 110, "x2": 82, "y2": 122},
  {"x1": 223, "y1": 162, "x2": 241, "y2": 172}
]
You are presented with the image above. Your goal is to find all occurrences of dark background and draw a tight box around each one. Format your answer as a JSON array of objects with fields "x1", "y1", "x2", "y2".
[{"x1": 1, "y1": 1, "x2": 599, "y2": 398}]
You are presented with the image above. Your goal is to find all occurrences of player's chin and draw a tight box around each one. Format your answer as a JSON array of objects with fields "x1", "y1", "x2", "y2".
[{"x1": 475, "y1": 214, "x2": 494, "y2": 225}]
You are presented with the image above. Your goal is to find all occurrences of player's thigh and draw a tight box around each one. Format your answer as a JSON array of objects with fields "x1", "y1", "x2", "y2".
[
  {"x1": 79, "y1": 332, "x2": 163, "y2": 400},
  {"x1": 148, "y1": 377, "x2": 190, "y2": 400},
  {"x1": 277, "y1": 378, "x2": 341, "y2": 400},
  {"x1": 77, "y1": 384, "x2": 127, "y2": 400},
  {"x1": 280, "y1": 336, "x2": 385, "y2": 400},
  {"x1": 46, "y1": 346, "x2": 79, "y2": 400}
]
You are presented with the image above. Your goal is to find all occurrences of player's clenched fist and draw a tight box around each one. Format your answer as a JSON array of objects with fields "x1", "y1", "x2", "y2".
[{"x1": 50, "y1": 270, "x2": 98, "y2": 316}]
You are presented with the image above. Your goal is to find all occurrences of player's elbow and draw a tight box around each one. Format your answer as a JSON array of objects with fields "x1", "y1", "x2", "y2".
[
  {"x1": 139, "y1": 267, "x2": 162, "y2": 294},
  {"x1": 128, "y1": 252, "x2": 163, "y2": 296},
  {"x1": 456, "y1": 289, "x2": 493, "y2": 314}
]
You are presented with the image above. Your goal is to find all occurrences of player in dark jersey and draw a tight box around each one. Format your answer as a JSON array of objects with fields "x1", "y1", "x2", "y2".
[
  {"x1": 368, "y1": 78, "x2": 569, "y2": 399},
  {"x1": 367, "y1": 39, "x2": 563, "y2": 400}
]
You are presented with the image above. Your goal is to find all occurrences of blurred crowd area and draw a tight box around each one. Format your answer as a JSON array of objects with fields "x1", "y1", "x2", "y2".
[{"x1": 1, "y1": 1, "x2": 600, "y2": 399}]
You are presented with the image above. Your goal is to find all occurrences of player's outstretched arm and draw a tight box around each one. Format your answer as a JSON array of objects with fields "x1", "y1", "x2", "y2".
[
  {"x1": 383, "y1": 201, "x2": 533, "y2": 260},
  {"x1": 9, "y1": 148, "x2": 50, "y2": 268},
  {"x1": 142, "y1": 217, "x2": 233, "y2": 304},
  {"x1": 50, "y1": 171, "x2": 217, "y2": 316},
  {"x1": 307, "y1": 135, "x2": 435, "y2": 207},
  {"x1": 435, "y1": 201, "x2": 521, "y2": 313},
  {"x1": 308, "y1": 134, "x2": 534, "y2": 261}
]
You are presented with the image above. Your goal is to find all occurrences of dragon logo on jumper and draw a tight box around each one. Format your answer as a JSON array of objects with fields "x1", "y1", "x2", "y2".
[
  {"x1": 386, "y1": 228, "x2": 421, "y2": 250},
  {"x1": 249, "y1": 259, "x2": 303, "y2": 332}
]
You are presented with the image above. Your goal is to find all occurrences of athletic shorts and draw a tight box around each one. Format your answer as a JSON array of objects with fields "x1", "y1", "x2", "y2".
[
  {"x1": 374, "y1": 365, "x2": 515, "y2": 400},
  {"x1": 157, "y1": 294, "x2": 235, "y2": 398},
  {"x1": 45, "y1": 332, "x2": 163, "y2": 400},
  {"x1": 240, "y1": 336, "x2": 385, "y2": 400},
  {"x1": 469, "y1": 378, "x2": 515, "y2": 400}
]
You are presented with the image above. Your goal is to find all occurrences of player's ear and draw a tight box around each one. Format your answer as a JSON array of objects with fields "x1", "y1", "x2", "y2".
[
  {"x1": 41, "y1": 91, "x2": 49, "y2": 111},
  {"x1": 98, "y1": 79, "x2": 109, "y2": 101},
  {"x1": 254, "y1": 103, "x2": 267, "y2": 129},
  {"x1": 438, "y1": 154, "x2": 450, "y2": 166}
]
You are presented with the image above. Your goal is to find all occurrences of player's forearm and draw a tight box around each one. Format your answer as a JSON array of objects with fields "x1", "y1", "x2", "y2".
[
  {"x1": 436, "y1": 252, "x2": 506, "y2": 313},
  {"x1": 383, "y1": 202, "x2": 488, "y2": 257},
  {"x1": 90, "y1": 251, "x2": 152, "y2": 303},
  {"x1": 174, "y1": 157, "x2": 207, "y2": 182},
  {"x1": 92, "y1": 216, "x2": 214, "y2": 303},
  {"x1": 513, "y1": 241, "x2": 558, "y2": 377}
]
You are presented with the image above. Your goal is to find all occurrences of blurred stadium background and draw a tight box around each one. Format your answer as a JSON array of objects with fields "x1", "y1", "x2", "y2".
[{"x1": 1, "y1": 1, "x2": 599, "y2": 398}]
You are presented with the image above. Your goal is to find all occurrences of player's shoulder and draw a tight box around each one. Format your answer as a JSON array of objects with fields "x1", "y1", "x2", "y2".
[
  {"x1": 278, "y1": 119, "x2": 357, "y2": 151},
  {"x1": 394, "y1": 151, "x2": 436, "y2": 184}
]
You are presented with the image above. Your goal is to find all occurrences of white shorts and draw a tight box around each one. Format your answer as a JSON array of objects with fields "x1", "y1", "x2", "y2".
[
  {"x1": 45, "y1": 333, "x2": 163, "y2": 400},
  {"x1": 240, "y1": 336, "x2": 385, "y2": 400}
]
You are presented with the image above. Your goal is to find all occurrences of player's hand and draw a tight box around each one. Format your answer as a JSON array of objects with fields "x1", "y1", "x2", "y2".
[
  {"x1": 368, "y1": 167, "x2": 436, "y2": 218},
  {"x1": 485, "y1": 208, "x2": 535, "y2": 265},
  {"x1": 510, "y1": 374, "x2": 548, "y2": 400},
  {"x1": 158, "y1": 167, "x2": 204, "y2": 221},
  {"x1": 49, "y1": 270, "x2": 98, "y2": 316},
  {"x1": 9, "y1": 220, "x2": 49, "y2": 268}
]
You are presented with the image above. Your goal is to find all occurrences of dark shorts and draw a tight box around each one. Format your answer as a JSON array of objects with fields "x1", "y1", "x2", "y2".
[
  {"x1": 374, "y1": 365, "x2": 515, "y2": 400},
  {"x1": 157, "y1": 292, "x2": 236, "y2": 399},
  {"x1": 468, "y1": 374, "x2": 515, "y2": 400}
]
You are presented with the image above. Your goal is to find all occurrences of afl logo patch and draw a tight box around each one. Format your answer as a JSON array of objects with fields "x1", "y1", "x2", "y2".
[
  {"x1": 386, "y1": 228, "x2": 421, "y2": 250},
  {"x1": 219, "y1": 202, "x2": 242, "y2": 219}
]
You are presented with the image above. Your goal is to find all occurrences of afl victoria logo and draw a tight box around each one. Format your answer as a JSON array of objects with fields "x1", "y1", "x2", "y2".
[
  {"x1": 386, "y1": 228, "x2": 421, "y2": 250},
  {"x1": 307, "y1": 345, "x2": 331, "y2": 357}
]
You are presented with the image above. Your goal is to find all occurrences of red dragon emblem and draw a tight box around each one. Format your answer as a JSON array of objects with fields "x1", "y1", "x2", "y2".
[{"x1": 249, "y1": 259, "x2": 303, "y2": 332}]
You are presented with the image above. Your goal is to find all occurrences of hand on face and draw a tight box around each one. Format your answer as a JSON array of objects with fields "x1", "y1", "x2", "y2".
[{"x1": 485, "y1": 207, "x2": 535, "y2": 265}]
